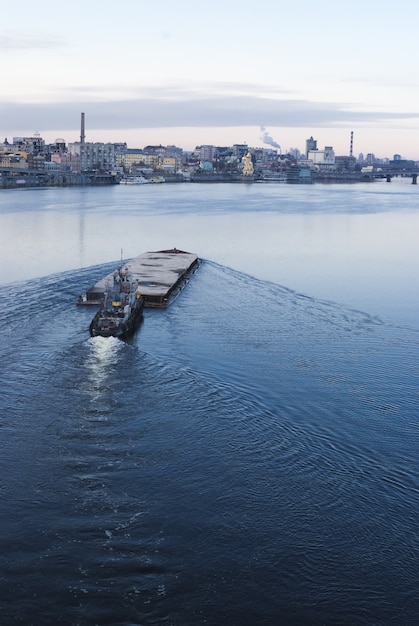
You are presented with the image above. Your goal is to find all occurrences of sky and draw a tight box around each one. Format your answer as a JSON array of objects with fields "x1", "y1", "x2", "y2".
[{"x1": 1, "y1": 0, "x2": 419, "y2": 158}]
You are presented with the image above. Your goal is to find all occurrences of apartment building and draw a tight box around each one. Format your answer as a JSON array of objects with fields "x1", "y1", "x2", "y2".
[{"x1": 67, "y1": 142, "x2": 116, "y2": 172}]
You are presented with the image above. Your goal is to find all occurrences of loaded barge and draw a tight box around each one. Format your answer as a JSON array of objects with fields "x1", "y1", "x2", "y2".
[{"x1": 78, "y1": 248, "x2": 199, "y2": 310}]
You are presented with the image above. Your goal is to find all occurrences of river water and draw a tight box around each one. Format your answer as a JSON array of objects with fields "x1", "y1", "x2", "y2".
[{"x1": 0, "y1": 181, "x2": 418, "y2": 625}]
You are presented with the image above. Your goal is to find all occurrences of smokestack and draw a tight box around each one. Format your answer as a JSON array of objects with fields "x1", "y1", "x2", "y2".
[
  {"x1": 350, "y1": 130, "x2": 353, "y2": 158},
  {"x1": 80, "y1": 112, "x2": 85, "y2": 144}
]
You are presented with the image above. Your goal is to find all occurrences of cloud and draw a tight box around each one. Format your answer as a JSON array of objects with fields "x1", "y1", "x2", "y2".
[
  {"x1": 61, "y1": 82, "x2": 291, "y2": 99},
  {"x1": 0, "y1": 32, "x2": 63, "y2": 51},
  {"x1": 1, "y1": 93, "x2": 418, "y2": 135}
]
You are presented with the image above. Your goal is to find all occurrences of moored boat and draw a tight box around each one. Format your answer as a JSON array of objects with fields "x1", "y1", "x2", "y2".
[
  {"x1": 119, "y1": 176, "x2": 148, "y2": 185},
  {"x1": 89, "y1": 266, "x2": 144, "y2": 339}
]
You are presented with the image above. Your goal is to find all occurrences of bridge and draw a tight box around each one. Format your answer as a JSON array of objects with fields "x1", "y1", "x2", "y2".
[{"x1": 373, "y1": 169, "x2": 418, "y2": 184}]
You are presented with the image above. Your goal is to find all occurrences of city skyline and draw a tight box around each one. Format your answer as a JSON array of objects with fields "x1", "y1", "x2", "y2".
[{"x1": 1, "y1": 0, "x2": 419, "y2": 158}]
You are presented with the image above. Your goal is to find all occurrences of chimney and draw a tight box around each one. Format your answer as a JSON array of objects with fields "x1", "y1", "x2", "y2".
[{"x1": 80, "y1": 112, "x2": 85, "y2": 144}]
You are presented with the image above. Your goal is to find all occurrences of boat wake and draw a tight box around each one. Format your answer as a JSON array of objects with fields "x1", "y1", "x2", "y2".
[{"x1": 0, "y1": 259, "x2": 418, "y2": 626}]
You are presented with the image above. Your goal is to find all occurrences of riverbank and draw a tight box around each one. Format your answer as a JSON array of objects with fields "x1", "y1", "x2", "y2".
[{"x1": 0, "y1": 170, "x2": 120, "y2": 189}]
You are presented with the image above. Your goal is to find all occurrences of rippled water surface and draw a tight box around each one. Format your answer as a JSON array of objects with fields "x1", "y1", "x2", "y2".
[{"x1": 0, "y1": 182, "x2": 418, "y2": 625}]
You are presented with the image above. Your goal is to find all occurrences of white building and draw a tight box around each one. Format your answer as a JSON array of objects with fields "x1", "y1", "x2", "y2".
[{"x1": 307, "y1": 146, "x2": 335, "y2": 168}]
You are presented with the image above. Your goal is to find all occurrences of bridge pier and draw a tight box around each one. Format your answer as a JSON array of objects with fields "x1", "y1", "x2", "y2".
[{"x1": 386, "y1": 174, "x2": 392, "y2": 182}]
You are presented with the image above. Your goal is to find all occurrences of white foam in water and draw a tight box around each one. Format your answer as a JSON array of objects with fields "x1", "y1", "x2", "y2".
[
  {"x1": 86, "y1": 335, "x2": 123, "y2": 360},
  {"x1": 82, "y1": 336, "x2": 124, "y2": 403}
]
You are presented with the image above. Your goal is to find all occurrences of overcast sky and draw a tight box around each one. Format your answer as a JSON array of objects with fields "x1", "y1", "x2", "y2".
[{"x1": 1, "y1": 0, "x2": 419, "y2": 157}]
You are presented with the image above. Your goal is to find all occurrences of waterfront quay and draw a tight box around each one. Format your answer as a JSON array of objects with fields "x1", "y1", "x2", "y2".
[{"x1": 0, "y1": 167, "x2": 119, "y2": 189}]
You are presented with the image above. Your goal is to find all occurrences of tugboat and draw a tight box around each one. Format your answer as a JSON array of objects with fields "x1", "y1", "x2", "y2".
[{"x1": 89, "y1": 266, "x2": 144, "y2": 339}]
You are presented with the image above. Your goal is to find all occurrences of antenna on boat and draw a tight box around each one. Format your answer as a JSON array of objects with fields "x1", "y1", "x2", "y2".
[{"x1": 121, "y1": 248, "x2": 123, "y2": 262}]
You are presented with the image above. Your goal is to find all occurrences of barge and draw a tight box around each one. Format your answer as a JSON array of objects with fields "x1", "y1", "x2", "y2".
[{"x1": 78, "y1": 248, "x2": 199, "y2": 310}]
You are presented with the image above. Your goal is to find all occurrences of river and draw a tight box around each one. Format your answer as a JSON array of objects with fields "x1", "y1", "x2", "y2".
[{"x1": 0, "y1": 181, "x2": 418, "y2": 625}]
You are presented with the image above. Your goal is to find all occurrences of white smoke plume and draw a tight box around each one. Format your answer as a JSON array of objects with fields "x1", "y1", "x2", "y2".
[{"x1": 260, "y1": 126, "x2": 281, "y2": 151}]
